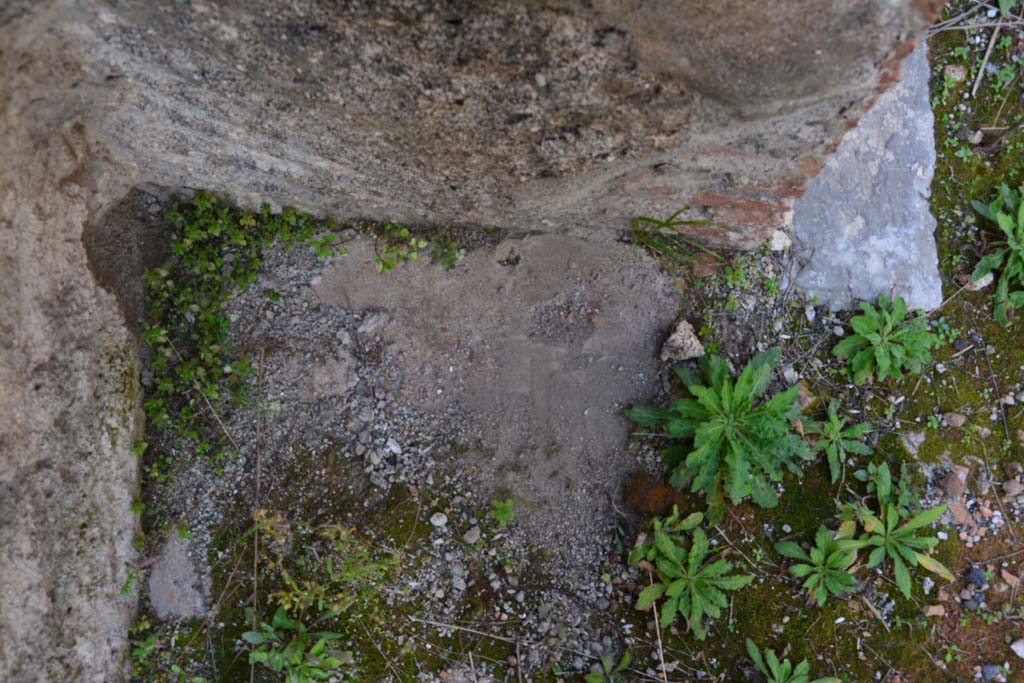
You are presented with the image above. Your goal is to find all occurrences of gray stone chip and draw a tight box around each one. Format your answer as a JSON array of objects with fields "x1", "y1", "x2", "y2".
[
  {"x1": 147, "y1": 534, "x2": 210, "y2": 620},
  {"x1": 791, "y1": 41, "x2": 942, "y2": 311}
]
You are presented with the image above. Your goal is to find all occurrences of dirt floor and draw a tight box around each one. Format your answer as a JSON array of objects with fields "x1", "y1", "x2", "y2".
[{"x1": 123, "y1": 4, "x2": 1024, "y2": 683}]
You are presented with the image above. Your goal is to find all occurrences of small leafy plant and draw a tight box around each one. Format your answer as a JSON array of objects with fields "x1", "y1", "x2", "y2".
[
  {"x1": 930, "y1": 316, "x2": 961, "y2": 346},
  {"x1": 129, "y1": 616, "x2": 207, "y2": 681},
  {"x1": 724, "y1": 261, "x2": 750, "y2": 289},
  {"x1": 632, "y1": 508, "x2": 752, "y2": 639},
  {"x1": 805, "y1": 400, "x2": 872, "y2": 483},
  {"x1": 143, "y1": 191, "x2": 345, "y2": 469},
  {"x1": 628, "y1": 209, "x2": 723, "y2": 279},
  {"x1": 745, "y1": 639, "x2": 842, "y2": 683},
  {"x1": 853, "y1": 461, "x2": 918, "y2": 517},
  {"x1": 626, "y1": 348, "x2": 811, "y2": 523},
  {"x1": 242, "y1": 606, "x2": 347, "y2": 683},
  {"x1": 373, "y1": 222, "x2": 428, "y2": 273},
  {"x1": 131, "y1": 632, "x2": 159, "y2": 666},
  {"x1": 429, "y1": 229, "x2": 464, "y2": 270},
  {"x1": 584, "y1": 650, "x2": 632, "y2": 683},
  {"x1": 855, "y1": 504, "x2": 952, "y2": 599},
  {"x1": 269, "y1": 524, "x2": 397, "y2": 616},
  {"x1": 628, "y1": 506, "x2": 704, "y2": 566},
  {"x1": 774, "y1": 524, "x2": 860, "y2": 606},
  {"x1": 970, "y1": 183, "x2": 1024, "y2": 325},
  {"x1": 230, "y1": 512, "x2": 398, "y2": 683},
  {"x1": 489, "y1": 498, "x2": 515, "y2": 528},
  {"x1": 846, "y1": 464, "x2": 953, "y2": 598},
  {"x1": 832, "y1": 295, "x2": 935, "y2": 384}
]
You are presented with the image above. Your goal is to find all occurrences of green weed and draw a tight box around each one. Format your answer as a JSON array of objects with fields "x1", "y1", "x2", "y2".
[
  {"x1": 842, "y1": 463, "x2": 952, "y2": 599},
  {"x1": 852, "y1": 461, "x2": 918, "y2": 518},
  {"x1": 628, "y1": 209, "x2": 723, "y2": 278},
  {"x1": 832, "y1": 295, "x2": 936, "y2": 385},
  {"x1": 489, "y1": 498, "x2": 515, "y2": 528},
  {"x1": 142, "y1": 191, "x2": 345, "y2": 469},
  {"x1": 429, "y1": 229, "x2": 463, "y2": 270},
  {"x1": 267, "y1": 522, "x2": 398, "y2": 616},
  {"x1": 626, "y1": 348, "x2": 810, "y2": 523},
  {"x1": 805, "y1": 400, "x2": 873, "y2": 484},
  {"x1": 373, "y1": 222, "x2": 428, "y2": 273},
  {"x1": 930, "y1": 316, "x2": 961, "y2": 346},
  {"x1": 746, "y1": 639, "x2": 842, "y2": 683},
  {"x1": 630, "y1": 508, "x2": 751, "y2": 639},
  {"x1": 242, "y1": 606, "x2": 348, "y2": 683},
  {"x1": 970, "y1": 183, "x2": 1024, "y2": 325},
  {"x1": 583, "y1": 650, "x2": 632, "y2": 683},
  {"x1": 774, "y1": 524, "x2": 860, "y2": 606}
]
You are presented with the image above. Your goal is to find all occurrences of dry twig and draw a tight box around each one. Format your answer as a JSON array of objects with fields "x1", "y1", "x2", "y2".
[
  {"x1": 972, "y1": 24, "x2": 1002, "y2": 97},
  {"x1": 646, "y1": 569, "x2": 669, "y2": 682}
]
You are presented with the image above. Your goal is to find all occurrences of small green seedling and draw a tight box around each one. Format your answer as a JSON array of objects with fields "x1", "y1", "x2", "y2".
[
  {"x1": 584, "y1": 650, "x2": 632, "y2": 683},
  {"x1": 846, "y1": 464, "x2": 953, "y2": 599},
  {"x1": 429, "y1": 230, "x2": 463, "y2": 270},
  {"x1": 169, "y1": 664, "x2": 205, "y2": 683},
  {"x1": 628, "y1": 506, "x2": 704, "y2": 566},
  {"x1": 805, "y1": 400, "x2": 872, "y2": 484},
  {"x1": 628, "y1": 209, "x2": 723, "y2": 279},
  {"x1": 746, "y1": 639, "x2": 842, "y2": 683},
  {"x1": 971, "y1": 183, "x2": 1024, "y2": 325},
  {"x1": 632, "y1": 508, "x2": 752, "y2": 639},
  {"x1": 489, "y1": 498, "x2": 515, "y2": 528},
  {"x1": 242, "y1": 606, "x2": 348, "y2": 683},
  {"x1": 374, "y1": 222, "x2": 428, "y2": 273},
  {"x1": 774, "y1": 524, "x2": 860, "y2": 606},
  {"x1": 131, "y1": 633, "x2": 159, "y2": 664},
  {"x1": 853, "y1": 461, "x2": 917, "y2": 518},
  {"x1": 930, "y1": 316, "x2": 960, "y2": 346}
]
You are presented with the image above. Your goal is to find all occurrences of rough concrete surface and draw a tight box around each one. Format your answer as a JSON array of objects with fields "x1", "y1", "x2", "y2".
[
  {"x1": 11, "y1": 1, "x2": 936, "y2": 247},
  {"x1": 0, "y1": 0, "x2": 938, "y2": 680},
  {"x1": 312, "y1": 235, "x2": 679, "y2": 555},
  {"x1": 791, "y1": 41, "x2": 943, "y2": 311},
  {"x1": 0, "y1": 8, "x2": 139, "y2": 683}
]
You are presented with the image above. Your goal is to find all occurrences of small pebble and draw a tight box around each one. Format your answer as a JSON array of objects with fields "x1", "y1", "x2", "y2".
[
  {"x1": 981, "y1": 663, "x2": 1003, "y2": 682},
  {"x1": 966, "y1": 565, "x2": 986, "y2": 587}
]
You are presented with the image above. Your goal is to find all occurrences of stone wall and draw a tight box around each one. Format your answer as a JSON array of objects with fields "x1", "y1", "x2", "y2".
[
  {"x1": 0, "y1": 6, "x2": 140, "y2": 682},
  {"x1": 28, "y1": 0, "x2": 937, "y2": 247}
]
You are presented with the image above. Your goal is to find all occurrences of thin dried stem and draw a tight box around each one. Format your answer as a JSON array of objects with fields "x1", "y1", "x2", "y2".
[
  {"x1": 972, "y1": 24, "x2": 1001, "y2": 97},
  {"x1": 647, "y1": 569, "x2": 669, "y2": 682}
]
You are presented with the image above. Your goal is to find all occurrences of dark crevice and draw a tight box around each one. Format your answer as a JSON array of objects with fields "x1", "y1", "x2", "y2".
[{"x1": 81, "y1": 187, "x2": 173, "y2": 343}]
